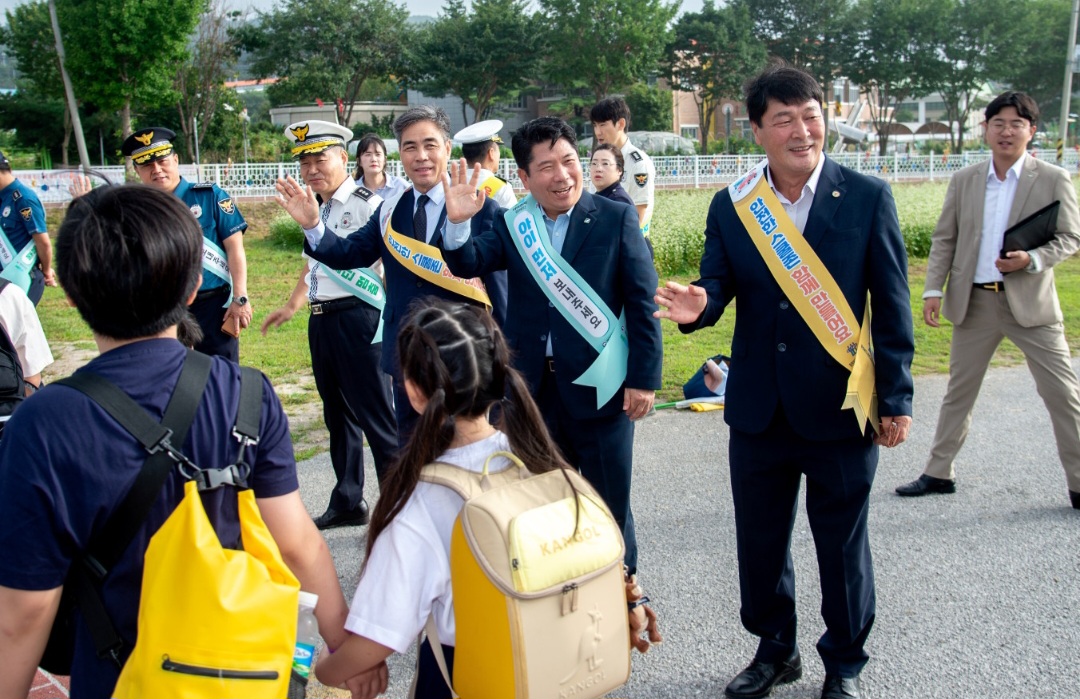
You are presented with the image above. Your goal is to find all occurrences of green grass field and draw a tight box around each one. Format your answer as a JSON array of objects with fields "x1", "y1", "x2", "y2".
[{"x1": 36, "y1": 180, "x2": 1080, "y2": 453}]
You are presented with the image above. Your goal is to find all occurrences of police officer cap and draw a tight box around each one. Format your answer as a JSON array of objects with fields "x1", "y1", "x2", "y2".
[
  {"x1": 285, "y1": 120, "x2": 354, "y2": 159},
  {"x1": 121, "y1": 127, "x2": 177, "y2": 165},
  {"x1": 454, "y1": 120, "x2": 504, "y2": 146}
]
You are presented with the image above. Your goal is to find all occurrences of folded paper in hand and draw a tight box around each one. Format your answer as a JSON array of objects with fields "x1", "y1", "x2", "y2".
[{"x1": 1000, "y1": 200, "x2": 1059, "y2": 258}]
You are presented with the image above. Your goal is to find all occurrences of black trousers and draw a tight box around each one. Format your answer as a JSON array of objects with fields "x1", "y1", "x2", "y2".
[
  {"x1": 729, "y1": 408, "x2": 877, "y2": 678},
  {"x1": 413, "y1": 639, "x2": 454, "y2": 699},
  {"x1": 309, "y1": 301, "x2": 397, "y2": 511},
  {"x1": 189, "y1": 286, "x2": 238, "y2": 362},
  {"x1": 537, "y1": 365, "x2": 639, "y2": 573}
]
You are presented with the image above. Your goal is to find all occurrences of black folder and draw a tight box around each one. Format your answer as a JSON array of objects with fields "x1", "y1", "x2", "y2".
[{"x1": 1000, "y1": 200, "x2": 1060, "y2": 258}]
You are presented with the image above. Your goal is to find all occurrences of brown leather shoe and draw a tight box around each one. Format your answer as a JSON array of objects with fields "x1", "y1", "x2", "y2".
[{"x1": 895, "y1": 474, "x2": 956, "y2": 497}]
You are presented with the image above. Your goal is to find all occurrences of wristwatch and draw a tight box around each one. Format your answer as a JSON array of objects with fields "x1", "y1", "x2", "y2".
[{"x1": 232, "y1": 295, "x2": 249, "y2": 307}]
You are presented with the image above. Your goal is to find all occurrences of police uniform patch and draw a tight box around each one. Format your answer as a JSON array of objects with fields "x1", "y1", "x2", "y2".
[
  {"x1": 217, "y1": 198, "x2": 235, "y2": 215},
  {"x1": 190, "y1": 204, "x2": 203, "y2": 218},
  {"x1": 192, "y1": 182, "x2": 215, "y2": 190},
  {"x1": 20, "y1": 208, "x2": 31, "y2": 221},
  {"x1": 630, "y1": 151, "x2": 644, "y2": 163},
  {"x1": 634, "y1": 173, "x2": 649, "y2": 187},
  {"x1": 340, "y1": 212, "x2": 352, "y2": 228},
  {"x1": 12, "y1": 190, "x2": 21, "y2": 201},
  {"x1": 352, "y1": 186, "x2": 374, "y2": 200}
]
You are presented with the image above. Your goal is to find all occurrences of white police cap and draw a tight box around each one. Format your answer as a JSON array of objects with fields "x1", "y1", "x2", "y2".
[
  {"x1": 284, "y1": 120, "x2": 354, "y2": 158},
  {"x1": 454, "y1": 119, "x2": 504, "y2": 145}
]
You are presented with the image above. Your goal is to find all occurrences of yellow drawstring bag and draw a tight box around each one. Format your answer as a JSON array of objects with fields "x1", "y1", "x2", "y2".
[{"x1": 112, "y1": 481, "x2": 300, "y2": 699}]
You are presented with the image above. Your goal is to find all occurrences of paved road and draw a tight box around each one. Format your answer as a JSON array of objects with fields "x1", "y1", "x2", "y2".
[{"x1": 298, "y1": 361, "x2": 1080, "y2": 699}]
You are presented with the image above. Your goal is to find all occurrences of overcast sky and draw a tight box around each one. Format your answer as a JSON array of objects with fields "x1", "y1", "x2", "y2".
[{"x1": 0, "y1": 0, "x2": 707, "y2": 22}]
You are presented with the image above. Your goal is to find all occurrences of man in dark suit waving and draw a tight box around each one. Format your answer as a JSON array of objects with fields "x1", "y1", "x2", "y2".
[
  {"x1": 655, "y1": 63, "x2": 914, "y2": 699},
  {"x1": 442, "y1": 117, "x2": 663, "y2": 579},
  {"x1": 283, "y1": 105, "x2": 507, "y2": 443}
]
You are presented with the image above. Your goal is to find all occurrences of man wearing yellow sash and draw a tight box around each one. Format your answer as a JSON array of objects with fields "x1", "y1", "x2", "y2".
[
  {"x1": 655, "y1": 63, "x2": 914, "y2": 699},
  {"x1": 293, "y1": 106, "x2": 507, "y2": 443},
  {"x1": 265, "y1": 120, "x2": 397, "y2": 531}
]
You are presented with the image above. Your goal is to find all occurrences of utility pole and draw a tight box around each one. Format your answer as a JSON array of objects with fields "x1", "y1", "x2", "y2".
[
  {"x1": 1058, "y1": 0, "x2": 1080, "y2": 166},
  {"x1": 48, "y1": 0, "x2": 91, "y2": 172}
]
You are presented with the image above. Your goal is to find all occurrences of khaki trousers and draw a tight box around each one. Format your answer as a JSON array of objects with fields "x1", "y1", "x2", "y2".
[{"x1": 925, "y1": 287, "x2": 1080, "y2": 491}]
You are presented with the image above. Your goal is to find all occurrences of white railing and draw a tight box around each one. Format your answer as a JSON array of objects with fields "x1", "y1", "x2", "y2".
[{"x1": 14, "y1": 149, "x2": 1080, "y2": 204}]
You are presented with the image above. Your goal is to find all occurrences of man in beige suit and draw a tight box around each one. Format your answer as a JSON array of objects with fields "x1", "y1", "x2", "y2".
[{"x1": 896, "y1": 91, "x2": 1080, "y2": 509}]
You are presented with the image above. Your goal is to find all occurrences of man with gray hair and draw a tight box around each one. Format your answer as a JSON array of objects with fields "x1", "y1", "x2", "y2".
[{"x1": 286, "y1": 106, "x2": 507, "y2": 442}]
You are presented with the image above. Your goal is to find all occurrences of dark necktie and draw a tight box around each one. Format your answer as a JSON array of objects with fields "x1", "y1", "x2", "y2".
[{"x1": 413, "y1": 193, "x2": 429, "y2": 241}]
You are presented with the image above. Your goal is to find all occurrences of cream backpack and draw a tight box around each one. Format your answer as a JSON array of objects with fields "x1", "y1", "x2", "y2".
[{"x1": 416, "y1": 451, "x2": 630, "y2": 699}]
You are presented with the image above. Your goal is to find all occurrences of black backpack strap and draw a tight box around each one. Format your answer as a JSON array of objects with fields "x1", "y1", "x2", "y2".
[
  {"x1": 234, "y1": 366, "x2": 263, "y2": 446},
  {"x1": 51, "y1": 349, "x2": 212, "y2": 665}
]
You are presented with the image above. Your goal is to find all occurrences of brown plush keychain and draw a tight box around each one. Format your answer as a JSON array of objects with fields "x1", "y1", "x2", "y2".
[{"x1": 625, "y1": 570, "x2": 663, "y2": 653}]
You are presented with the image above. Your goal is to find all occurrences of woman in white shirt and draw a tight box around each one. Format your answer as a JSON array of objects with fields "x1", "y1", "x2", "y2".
[{"x1": 353, "y1": 133, "x2": 407, "y2": 201}]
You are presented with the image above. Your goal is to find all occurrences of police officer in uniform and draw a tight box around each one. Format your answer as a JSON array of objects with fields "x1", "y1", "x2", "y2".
[
  {"x1": 455, "y1": 120, "x2": 518, "y2": 209},
  {"x1": 590, "y1": 98, "x2": 656, "y2": 250},
  {"x1": 263, "y1": 121, "x2": 397, "y2": 529},
  {"x1": 121, "y1": 127, "x2": 251, "y2": 362},
  {"x1": 0, "y1": 150, "x2": 55, "y2": 305}
]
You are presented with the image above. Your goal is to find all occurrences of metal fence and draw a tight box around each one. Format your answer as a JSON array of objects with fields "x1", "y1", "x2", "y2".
[{"x1": 14, "y1": 149, "x2": 1080, "y2": 204}]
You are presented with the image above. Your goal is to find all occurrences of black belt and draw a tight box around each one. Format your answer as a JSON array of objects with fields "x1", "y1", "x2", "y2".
[
  {"x1": 194, "y1": 285, "x2": 230, "y2": 301},
  {"x1": 973, "y1": 281, "x2": 1004, "y2": 292},
  {"x1": 309, "y1": 297, "x2": 363, "y2": 315},
  {"x1": 545, "y1": 358, "x2": 555, "y2": 373}
]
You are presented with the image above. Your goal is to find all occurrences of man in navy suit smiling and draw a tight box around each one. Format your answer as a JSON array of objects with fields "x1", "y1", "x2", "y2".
[
  {"x1": 442, "y1": 117, "x2": 663, "y2": 581},
  {"x1": 656, "y1": 63, "x2": 914, "y2": 699}
]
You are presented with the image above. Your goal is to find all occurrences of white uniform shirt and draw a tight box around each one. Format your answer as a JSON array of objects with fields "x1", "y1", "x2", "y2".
[
  {"x1": 344, "y1": 431, "x2": 513, "y2": 652},
  {"x1": 0, "y1": 282, "x2": 52, "y2": 376},
  {"x1": 304, "y1": 178, "x2": 382, "y2": 302},
  {"x1": 478, "y1": 168, "x2": 518, "y2": 209}
]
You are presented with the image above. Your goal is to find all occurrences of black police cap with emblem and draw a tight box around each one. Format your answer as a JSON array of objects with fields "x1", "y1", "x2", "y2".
[
  {"x1": 284, "y1": 120, "x2": 355, "y2": 159},
  {"x1": 121, "y1": 127, "x2": 177, "y2": 166}
]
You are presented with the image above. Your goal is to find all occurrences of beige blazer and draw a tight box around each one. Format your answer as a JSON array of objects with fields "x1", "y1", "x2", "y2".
[{"x1": 925, "y1": 156, "x2": 1080, "y2": 328}]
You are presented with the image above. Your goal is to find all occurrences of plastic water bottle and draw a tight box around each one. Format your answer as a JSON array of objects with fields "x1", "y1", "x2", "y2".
[{"x1": 287, "y1": 591, "x2": 320, "y2": 699}]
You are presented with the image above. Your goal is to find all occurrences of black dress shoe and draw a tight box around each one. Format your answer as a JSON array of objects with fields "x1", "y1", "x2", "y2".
[
  {"x1": 1070, "y1": 490, "x2": 1080, "y2": 510},
  {"x1": 314, "y1": 500, "x2": 369, "y2": 530},
  {"x1": 895, "y1": 474, "x2": 956, "y2": 497},
  {"x1": 820, "y1": 674, "x2": 860, "y2": 699},
  {"x1": 724, "y1": 649, "x2": 802, "y2": 698}
]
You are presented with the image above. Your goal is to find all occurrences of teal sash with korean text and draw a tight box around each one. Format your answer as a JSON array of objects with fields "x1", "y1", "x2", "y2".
[
  {"x1": 202, "y1": 238, "x2": 234, "y2": 307},
  {"x1": 322, "y1": 267, "x2": 386, "y2": 343},
  {"x1": 0, "y1": 229, "x2": 37, "y2": 294},
  {"x1": 504, "y1": 195, "x2": 628, "y2": 408}
]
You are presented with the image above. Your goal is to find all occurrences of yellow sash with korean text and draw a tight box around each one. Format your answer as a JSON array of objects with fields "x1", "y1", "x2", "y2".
[
  {"x1": 729, "y1": 163, "x2": 878, "y2": 433},
  {"x1": 378, "y1": 191, "x2": 491, "y2": 309}
]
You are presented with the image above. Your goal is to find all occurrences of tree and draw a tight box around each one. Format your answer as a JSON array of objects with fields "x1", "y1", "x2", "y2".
[
  {"x1": 623, "y1": 83, "x2": 673, "y2": 132},
  {"x1": 664, "y1": 1, "x2": 767, "y2": 152},
  {"x1": 56, "y1": 0, "x2": 203, "y2": 153},
  {"x1": 237, "y1": 0, "x2": 411, "y2": 126},
  {"x1": 838, "y1": 0, "x2": 944, "y2": 154},
  {"x1": 538, "y1": 0, "x2": 678, "y2": 102},
  {"x1": 923, "y1": 0, "x2": 1019, "y2": 153},
  {"x1": 174, "y1": 0, "x2": 243, "y2": 162},
  {"x1": 992, "y1": 0, "x2": 1073, "y2": 117},
  {"x1": 414, "y1": 0, "x2": 540, "y2": 125}
]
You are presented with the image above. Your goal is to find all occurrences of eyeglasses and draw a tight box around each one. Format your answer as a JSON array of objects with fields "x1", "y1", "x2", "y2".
[
  {"x1": 590, "y1": 159, "x2": 618, "y2": 169},
  {"x1": 987, "y1": 119, "x2": 1031, "y2": 133}
]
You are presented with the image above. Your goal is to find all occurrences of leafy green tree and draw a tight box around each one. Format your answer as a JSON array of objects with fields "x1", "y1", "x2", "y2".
[
  {"x1": 623, "y1": 83, "x2": 673, "y2": 132},
  {"x1": 839, "y1": 0, "x2": 944, "y2": 154},
  {"x1": 664, "y1": 1, "x2": 767, "y2": 152},
  {"x1": 991, "y1": 0, "x2": 1073, "y2": 117},
  {"x1": 538, "y1": 0, "x2": 678, "y2": 102},
  {"x1": 414, "y1": 0, "x2": 540, "y2": 125},
  {"x1": 56, "y1": 0, "x2": 203, "y2": 148},
  {"x1": 237, "y1": 0, "x2": 411, "y2": 126}
]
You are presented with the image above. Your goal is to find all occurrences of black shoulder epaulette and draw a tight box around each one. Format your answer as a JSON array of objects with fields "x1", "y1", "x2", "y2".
[
  {"x1": 494, "y1": 175, "x2": 509, "y2": 184},
  {"x1": 352, "y1": 186, "x2": 375, "y2": 200},
  {"x1": 630, "y1": 151, "x2": 644, "y2": 163},
  {"x1": 192, "y1": 182, "x2": 216, "y2": 190}
]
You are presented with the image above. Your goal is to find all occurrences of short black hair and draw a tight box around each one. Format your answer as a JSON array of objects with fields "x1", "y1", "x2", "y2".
[
  {"x1": 591, "y1": 143, "x2": 625, "y2": 174},
  {"x1": 511, "y1": 117, "x2": 577, "y2": 173},
  {"x1": 985, "y1": 91, "x2": 1040, "y2": 127},
  {"x1": 462, "y1": 139, "x2": 498, "y2": 168},
  {"x1": 590, "y1": 97, "x2": 632, "y2": 129},
  {"x1": 744, "y1": 61, "x2": 824, "y2": 127},
  {"x1": 56, "y1": 185, "x2": 202, "y2": 340}
]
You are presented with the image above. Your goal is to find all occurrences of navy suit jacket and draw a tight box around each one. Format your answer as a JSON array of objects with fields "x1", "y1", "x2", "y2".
[
  {"x1": 444, "y1": 190, "x2": 663, "y2": 420},
  {"x1": 683, "y1": 158, "x2": 914, "y2": 441},
  {"x1": 303, "y1": 188, "x2": 508, "y2": 375}
]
